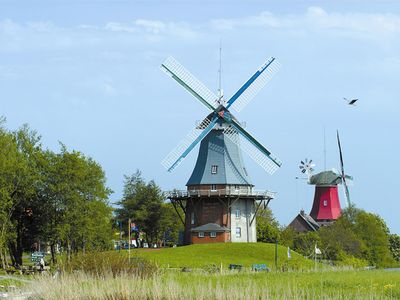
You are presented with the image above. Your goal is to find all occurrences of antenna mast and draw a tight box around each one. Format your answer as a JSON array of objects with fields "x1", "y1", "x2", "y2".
[
  {"x1": 323, "y1": 127, "x2": 327, "y2": 171},
  {"x1": 218, "y1": 40, "x2": 223, "y2": 101}
]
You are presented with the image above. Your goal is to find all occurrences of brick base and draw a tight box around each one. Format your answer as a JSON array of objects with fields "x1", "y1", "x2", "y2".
[{"x1": 191, "y1": 232, "x2": 230, "y2": 244}]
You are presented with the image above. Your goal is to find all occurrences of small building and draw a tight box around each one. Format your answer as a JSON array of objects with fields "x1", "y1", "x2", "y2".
[
  {"x1": 288, "y1": 210, "x2": 320, "y2": 233},
  {"x1": 190, "y1": 223, "x2": 230, "y2": 243}
]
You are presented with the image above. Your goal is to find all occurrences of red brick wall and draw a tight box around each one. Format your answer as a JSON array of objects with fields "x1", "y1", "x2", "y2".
[
  {"x1": 184, "y1": 198, "x2": 230, "y2": 244},
  {"x1": 191, "y1": 232, "x2": 230, "y2": 244}
]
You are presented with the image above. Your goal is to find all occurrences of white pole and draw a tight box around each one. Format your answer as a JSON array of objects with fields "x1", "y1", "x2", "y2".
[
  {"x1": 128, "y1": 218, "x2": 131, "y2": 263},
  {"x1": 314, "y1": 244, "x2": 316, "y2": 271}
]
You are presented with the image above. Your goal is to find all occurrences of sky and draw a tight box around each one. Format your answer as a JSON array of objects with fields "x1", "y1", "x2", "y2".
[{"x1": 1, "y1": 0, "x2": 399, "y2": 233}]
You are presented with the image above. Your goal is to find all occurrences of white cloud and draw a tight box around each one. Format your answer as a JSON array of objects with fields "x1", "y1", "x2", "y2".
[
  {"x1": 210, "y1": 7, "x2": 400, "y2": 38},
  {"x1": 135, "y1": 19, "x2": 166, "y2": 34},
  {"x1": 103, "y1": 19, "x2": 197, "y2": 39},
  {"x1": 1, "y1": 7, "x2": 399, "y2": 55},
  {"x1": 104, "y1": 22, "x2": 138, "y2": 33}
]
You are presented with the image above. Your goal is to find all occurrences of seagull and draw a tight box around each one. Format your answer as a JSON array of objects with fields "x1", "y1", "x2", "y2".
[{"x1": 343, "y1": 97, "x2": 358, "y2": 106}]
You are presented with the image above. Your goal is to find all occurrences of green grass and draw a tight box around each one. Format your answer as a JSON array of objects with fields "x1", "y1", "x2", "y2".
[
  {"x1": 129, "y1": 243, "x2": 315, "y2": 270},
  {"x1": 0, "y1": 277, "x2": 30, "y2": 292},
  {"x1": 28, "y1": 269, "x2": 400, "y2": 299}
]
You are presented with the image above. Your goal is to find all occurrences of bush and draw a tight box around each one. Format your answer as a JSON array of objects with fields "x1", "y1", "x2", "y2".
[
  {"x1": 202, "y1": 264, "x2": 220, "y2": 273},
  {"x1": 59, "y1": 252, "x2": 158, "y2": 278},
  {"x1": 335, "y1": 251, "x2": 369, "y2": 268}
]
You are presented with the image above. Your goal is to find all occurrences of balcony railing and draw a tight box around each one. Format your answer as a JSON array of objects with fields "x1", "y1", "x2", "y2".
[{"x1": 166, "y1": 188, "x2": 276, "y2": 199}]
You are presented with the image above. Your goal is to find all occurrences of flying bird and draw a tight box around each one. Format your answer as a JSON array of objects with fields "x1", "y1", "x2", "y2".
[{"x1": 343, "y1": 97, "x2": 358, "y2": 106}]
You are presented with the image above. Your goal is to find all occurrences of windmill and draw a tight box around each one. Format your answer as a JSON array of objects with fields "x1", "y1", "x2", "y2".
[
  {"x1": 290, "y1": 133, "x2": 353, "y2": 230},
  {"x1": 161, "y1": 55, "x2": 282, "y2": 244},
  {"x1": 299, "y1": 158, "x2": 315, "y2": 180},
  {"x1": 337, "y1": 130, "x2": 352, "y2": 207}
]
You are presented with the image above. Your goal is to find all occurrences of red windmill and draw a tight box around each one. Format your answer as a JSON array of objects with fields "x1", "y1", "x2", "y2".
[
  {"x1": 308, "y1": 170, "x2": 343, "y2": 225},
  {"x1": 302, "y1": 132, "x2": 353, "y2": 226},
  {"x1": 289, "y1": 133, "x2": 353, "y2": 232}
]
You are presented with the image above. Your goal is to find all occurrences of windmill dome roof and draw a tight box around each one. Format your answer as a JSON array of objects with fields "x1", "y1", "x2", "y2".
[{"x1": 309, "y1": 171, "x2": 342, "y2": 186}]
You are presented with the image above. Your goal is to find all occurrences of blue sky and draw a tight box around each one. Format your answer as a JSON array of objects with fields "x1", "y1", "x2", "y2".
[{"x1": 1, "y1": 1, "x2": 399, "y2": 233}]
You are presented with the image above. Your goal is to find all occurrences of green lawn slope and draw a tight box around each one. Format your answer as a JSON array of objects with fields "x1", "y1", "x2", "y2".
[{"x1": 131, "y1": 243, "x2": 314, "y2": 270}]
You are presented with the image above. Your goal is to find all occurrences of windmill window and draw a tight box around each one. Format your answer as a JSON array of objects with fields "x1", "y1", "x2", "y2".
[
  {"x1": 211, "y1": 184, "x2": 217, "y2": 191},
  {"x1": 323, "y1": 200, "x2": 328, "y2": 207},
  {"x1": 198, "y1": 232, "x2": 204, "y2": 238},
  {"x1": 210, "y1": 232, "x2": 217, "y2": 238},
  {"x1": 236, "y1": 227, "x2": 241, "y2": 238},
  {"x1": 234, "y1": 185, "x2": 240, "y2": 190},
  {"x1": 191, "y1": 212, "x2": 195, "y2": 225},
  {"x1": 211, "y1": 165, "x2": 218, "y2": 174},
  {"x1": 235, "y1": 209, "x2": 241, "y2": 219}
]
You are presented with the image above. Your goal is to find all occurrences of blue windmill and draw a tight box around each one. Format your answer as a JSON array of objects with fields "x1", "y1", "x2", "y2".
[{"x1": 161, "y1": 56, "x2": 282, "y2": 175}]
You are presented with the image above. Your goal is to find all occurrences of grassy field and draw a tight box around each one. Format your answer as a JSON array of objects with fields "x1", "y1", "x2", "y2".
[
  {"x1": 6, "y1": 244, "x2": 400, "y2": 299},
  {"x1": 27, "y1": 269, "x2": 400, "y2": 299},
  {"x1": 130, "y1": 243, "x2": 315, "y2": 270}
]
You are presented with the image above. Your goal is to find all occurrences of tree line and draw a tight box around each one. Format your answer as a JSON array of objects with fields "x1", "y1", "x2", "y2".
[
  {"x1": 0, "y1": 119, "x2": 113, "y2": 266},
  {"x1": 257, "y1": 205, "x2": 400, "y2": 267},
  {"x1": 0, "y1": 119, "x2": 182, "y2": 268}
]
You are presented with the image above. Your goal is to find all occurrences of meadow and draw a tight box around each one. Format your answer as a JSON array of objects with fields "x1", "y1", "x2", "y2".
[
  {"x1": 132, "y1": 243, "x2": 314, "y2": 270},
  {"x1": 16, "y1": 244, "x2": 399, "y2": 299},
  {"x1": 27, "y1": 269, "x2": 400, "y2": 299}
]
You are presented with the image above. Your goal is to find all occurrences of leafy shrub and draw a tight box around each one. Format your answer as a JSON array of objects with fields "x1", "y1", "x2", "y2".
[
  {"x1": 202, "y1": 264, "x2": 220, "y2": 273},
  {"x1": 335, "y1": 251, "x2": 368, "y2": 268}
]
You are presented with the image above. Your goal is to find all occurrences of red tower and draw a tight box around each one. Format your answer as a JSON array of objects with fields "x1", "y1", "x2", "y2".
[{"x1": 309, "y1": 171, "x2": 343, "y2": 225}]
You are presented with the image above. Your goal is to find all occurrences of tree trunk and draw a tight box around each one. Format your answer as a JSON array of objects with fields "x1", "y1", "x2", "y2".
[
  {"x1": 15, "y1": 219, "x2": 23, "y2": 265},
  {"x1": 82, "y1": 237, "x2": 86, "y2": 254},
  {"x1": 66, "y1": 240, "x2": 71, "y2": 261},
  {"x1": 50, "y1": 243, "x2": 57, "y2": 264},
  {"x1": 8, "y1": 243, "x2": 17, "y2": 266},
  {"x1": 0, "y1": 249, "x2": 6, "y2": 269}
]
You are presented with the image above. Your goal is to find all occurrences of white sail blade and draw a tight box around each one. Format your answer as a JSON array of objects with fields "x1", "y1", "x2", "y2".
[
  {"x1": 223, "y1": 125, "x2": 282, "y2": 174},
  {"x1": 162, "y1": 118, "x2": 213, "y2": 172},
  {"x1": 161, "y1": 57, "x2": 219, "y2": 111},
  {"x1": 231, "y1": 59, "x2": 281, "y2": 113}
]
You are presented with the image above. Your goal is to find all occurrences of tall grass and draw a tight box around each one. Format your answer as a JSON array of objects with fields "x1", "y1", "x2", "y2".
[
  {"x1": 27, "y1": 269, "x2": 400, "y2": 300},
  {"x1": 58, "y1": 252, "x2": 157, "y2": 278}
]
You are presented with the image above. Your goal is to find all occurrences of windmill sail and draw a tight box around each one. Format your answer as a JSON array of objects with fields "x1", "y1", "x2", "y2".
[
  {"x1": 161, "y1": 54, "x2": 282, "y2": 175},
  {"x1": 337, "y1": 130, "x2": 351, "y2": 207},
  {"x1": 162, "y1": 117, "x2": 217, "y2": 172},
  {"x1": 226, "y1": 57, "x2": 281, "y2": 112},
  {"x1": 161, "y1": 57, "x2": 219, "y2": 111},
  {"x1": 224, "y1": 121, "x2": 282, "y2": 174}
]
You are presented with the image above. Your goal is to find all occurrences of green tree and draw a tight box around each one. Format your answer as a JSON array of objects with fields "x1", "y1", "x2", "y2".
[
  {"x1": 39, "y1": 146, "x2": 112, "y2": 261},
  {"x1": 318, "y1": 217, "x2": 365, "y2": 261},
  {"x1": 0, "y1": 119, "x2": 20, "y2": 268},
  {"x1": 159, "y1": 202, "x2": 184, "y2": 246},
  {"x1": 318, "y1": 206, "x2": 395, "y2": 267},
  {"x1": 117, "y1": 171, "x2": 182, "y2": 246},
  {"x1": 256, "y1": 206, "x2": 280, "y2": 243},
  {"x1": 7, "y1": 125, "x2": 43, "y2": 265},
  {"x1": 353, "y1": 210, "x2": 394, "y2": 267},
  {"x1": 389, "y1": 234, "x2": 400, "y2": 262},
  {"x1": 279, "y1": 226, "x2": 296, "y2": 249},
  {"x1": 0, "y1": 120, "x2": 113, "y2": 266},
  {"x1": 292, "y1": 231, "x2": 320, "y2": 257}
]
